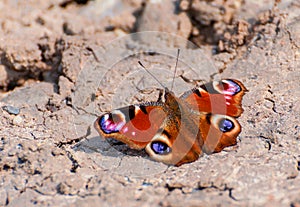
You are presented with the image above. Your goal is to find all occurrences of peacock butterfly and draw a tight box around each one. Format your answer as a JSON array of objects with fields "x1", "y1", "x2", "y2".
[{"x1": 94, "y1": 60, "x2": 247, "y2": 166}]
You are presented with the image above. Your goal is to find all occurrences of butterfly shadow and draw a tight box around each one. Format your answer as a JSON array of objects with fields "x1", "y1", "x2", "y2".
[
  {"x1": 73, "y1": 135, "x2": 169, "y2": 177},
  {"x1": 73, "y1": 136, "x2": 149, "y2": 159}
]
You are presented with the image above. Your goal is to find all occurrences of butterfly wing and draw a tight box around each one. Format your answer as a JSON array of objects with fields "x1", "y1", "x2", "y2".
[
  {"x1": 180, "y1": 79, "x2": 247, "y2": 117},
  {"x1": 144, "y1": 111, "x2": 242, "y2": 166},
  {"x1": 199, "y1": 113, "x2": 241, "y2": 154},
  {"x1": 180, "y1": 79, "x2": 247, "y2": 154},
  {"x1": 94, "y1": 103, "x2": 167, "y2": 149}
]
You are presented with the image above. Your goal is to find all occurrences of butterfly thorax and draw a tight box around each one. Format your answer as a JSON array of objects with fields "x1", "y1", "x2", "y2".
[{"x1": 163, "y1": 90, "x2": 181, "y2": 116}]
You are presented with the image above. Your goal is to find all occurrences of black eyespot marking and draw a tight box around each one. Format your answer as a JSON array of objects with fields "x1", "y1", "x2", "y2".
[
  {"x1": 128, "y1": 105, "x2": 136, "y2": 120},
  {"x1": 219, "y1": 118, "x2": 234, "y2": 132},
  {"x1": 162, "y1": 130, "x2": 171, "y2": 138},
  {"x1": 201, "y1": 82, "x2": 218, "y2": 94},
  {"x1": 139, "y1": 105, "x2": 148, "y2": 114},
  {"x1": 205, "y1": 113, "x2": 212, "y2": 124},
  {"x1": 151, "y1": 141, "x2": 171, "y2": 155},
  {"x1": 193, "y1": 88, "x2": 202, "y2": 97}
]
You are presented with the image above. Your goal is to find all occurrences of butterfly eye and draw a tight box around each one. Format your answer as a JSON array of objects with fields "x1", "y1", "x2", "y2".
[
  {"x1": 218, "y1": 118, "x2": 234, "y2": 132},
  {"x1": 151, "y1": 141, "x2": 171, "y2": 155}
]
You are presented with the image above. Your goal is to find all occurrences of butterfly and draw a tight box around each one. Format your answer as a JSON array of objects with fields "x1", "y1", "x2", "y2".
[{"x1": 94, "y1": 65, "x2": 247, "y2": 166}]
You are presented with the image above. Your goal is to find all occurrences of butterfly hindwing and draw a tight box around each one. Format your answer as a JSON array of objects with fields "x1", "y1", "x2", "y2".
[{"x1": 199, "y1": 113, "x2": 241, "y2": 154}]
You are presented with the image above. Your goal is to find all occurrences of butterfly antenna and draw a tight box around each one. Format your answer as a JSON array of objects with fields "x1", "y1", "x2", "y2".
[
  {"x1": 171, "y1": 49, "x2": 180, "y2": 91},
  {"x1": 138, "y1": 61, "x2": 166, "y2": 89}
]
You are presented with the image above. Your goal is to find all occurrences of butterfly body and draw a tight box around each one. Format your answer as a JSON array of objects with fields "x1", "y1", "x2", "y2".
[{"x1": 94, "y1": 79, "x2": 247, "y2": 166}]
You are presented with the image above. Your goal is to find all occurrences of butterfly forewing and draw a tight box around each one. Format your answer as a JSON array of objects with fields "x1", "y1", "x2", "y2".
[
  {"x1": 95, "y1": 104, "x2": 167, "y2": 149},
  {"x1": 180, "y1": 79, "x2": 246, "y2": 117}
]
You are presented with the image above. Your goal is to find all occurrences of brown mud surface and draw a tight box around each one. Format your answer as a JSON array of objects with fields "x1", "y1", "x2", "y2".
[{"x1": 0, "y1": 0, "x2": 299, "y2": 206}]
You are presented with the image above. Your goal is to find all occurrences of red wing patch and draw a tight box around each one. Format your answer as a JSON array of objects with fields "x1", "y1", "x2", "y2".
[{"x1": 181, "y1": 79, "x2": 246, "y2": 117}]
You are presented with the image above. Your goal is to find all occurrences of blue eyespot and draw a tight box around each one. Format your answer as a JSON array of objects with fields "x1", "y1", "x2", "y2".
[
  {"x1": 151, "y1": 141, "x2": 171, "y2": 155},
  {"x1": 99, "y1": 113, "x2": 125, "y2": 134},
  {"x1": 222, "y1": 80, "x2": 241, "y2": 95},
  {"x1": 219, "y1": 118, "x2": 234, "y2": 132}
]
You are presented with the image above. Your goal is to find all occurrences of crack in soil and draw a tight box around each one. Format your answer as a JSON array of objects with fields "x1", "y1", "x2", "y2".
[
  {"x1": 197, "y1": 184, "x2": 239, "y2": 201},
  {"x1": 25, "y1": 185, "x2": 56, "y2": 196},
  {"x1": 287, "y1": 28, "x2": 300, "y2": 49},
  {"x1": 86, "y1": 47, "x2": 100, "y2": 63},
  {"x1": 165, "y1": 182, "x2": 238, "y2": 201},
  {"x1": 66, "y1": 150, "x2": 80, "y2": 173},
  {"x1": 56, "y1": 126, "x2": 91, "y2": 148},
  {"x1": 264, "y1": 98, "x2": 277, "y2": 113}
]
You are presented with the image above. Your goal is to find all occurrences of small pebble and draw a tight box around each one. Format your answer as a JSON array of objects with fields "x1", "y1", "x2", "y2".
[
  {"x1": 142, "y1": 182, "x2": 153, "y2": 187},
  {"x1": 16, "y1": 143, "x2": 23, "y2": 150},
  {"x1": 2, "y1": 105, "x2": 20, "y2": 115},
  {"x1": 13, "y1": 116, "x2": 23, "y2": 126}
]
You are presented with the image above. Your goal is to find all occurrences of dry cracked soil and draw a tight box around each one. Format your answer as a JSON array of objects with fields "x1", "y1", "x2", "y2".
[{"x1": 0, "y1": 0, "x2": 300, "y2": 206}]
